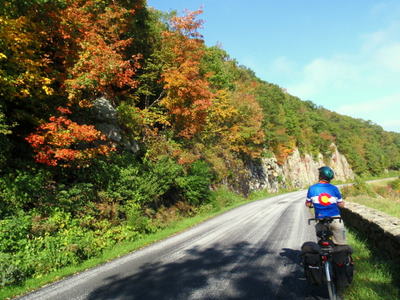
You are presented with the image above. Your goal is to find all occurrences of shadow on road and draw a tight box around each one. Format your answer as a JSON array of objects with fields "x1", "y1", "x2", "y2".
[
  {"x1": 277, "y1": 248, "x2": 328, "y2": 300},
  {"x1": 87, "y1": 242, "x2": 329, "y2": 300}
]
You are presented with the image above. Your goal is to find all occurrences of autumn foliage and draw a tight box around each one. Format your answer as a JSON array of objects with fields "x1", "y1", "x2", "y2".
[
  {"x1": 25, "y1": 107, "x2": 115, "y2": 167},
  {"x1": 0, "y1": 15, "x2": 53, "y2": 100},
  {"x1": 2, "y1": 2, "x2": 397, "y2": 176},
  {"x1": 56, "y1": 0, "x2": 141, "y2": 102},
  {"x1": 160, "y1": 10, "x2": 213, "y2": 138}
]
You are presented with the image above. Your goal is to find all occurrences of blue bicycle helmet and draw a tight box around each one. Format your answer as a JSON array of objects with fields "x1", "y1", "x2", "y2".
[{"x1": 319, "y1": 166, "x2": 334, "y2": 181}]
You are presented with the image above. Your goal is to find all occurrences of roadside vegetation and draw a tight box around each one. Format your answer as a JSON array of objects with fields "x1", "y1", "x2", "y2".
[
  {"x1": 344, "y1": 228, "x2": 400, "y2": 300},
  {"x1": 0, "y1": 186, "x2": 275, "y2": 300},
  {"x1": 341, "y1": 177, "x2": 400, "y2": 299},
  {"x1": 342, "y1": 177, "x2": 400, "y2": 218}
]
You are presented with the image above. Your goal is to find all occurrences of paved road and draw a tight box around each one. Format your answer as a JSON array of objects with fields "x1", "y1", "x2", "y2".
[{"x1": 19, "y1": 190, "x2": 332, "y2": 300}]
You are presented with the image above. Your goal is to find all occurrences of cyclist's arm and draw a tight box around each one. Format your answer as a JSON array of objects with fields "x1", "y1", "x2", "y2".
[
  {"x1": 335, "y1": 185, "x2": 345, "y2": 208},
  {"x1": 305, "y1": 187, "x2": 313, "y2": 207}
]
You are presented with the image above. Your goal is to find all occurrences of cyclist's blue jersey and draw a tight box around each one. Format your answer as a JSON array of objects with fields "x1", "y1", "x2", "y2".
[{"x1": 306, "y1": 182, "x2": 343, "y2": 218}]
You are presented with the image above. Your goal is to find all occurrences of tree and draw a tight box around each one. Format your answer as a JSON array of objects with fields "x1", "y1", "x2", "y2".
[
  {"x1": 159, "y1": 10, "x2": 213, "y2": 138},
  {"x1": 56, "y1": 0, "x2": 142, "y2": 103}
]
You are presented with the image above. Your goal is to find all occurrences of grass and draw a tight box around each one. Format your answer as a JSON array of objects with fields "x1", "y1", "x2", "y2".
[
  {"x1": 346, "y1": 195, "x2": 400, "y2": 218},
  {"x1": 342, "y1": 177, "x2": 400, "y2": 298},
  {"x1": 344, "y1": 228, "x2": 400, "y2": 300},
  {"x1": 343, "y1": 178, "x2": 400, "y2": 218},
  {"x1": 0, "y1": 187, "x2": 276, "y2": 300},
  {"x1": 359, "y1": 171, "x2": 400, "y2": 182},
  {"x1": 367, "y1": 177, "x2": 399, "y2": 187}
]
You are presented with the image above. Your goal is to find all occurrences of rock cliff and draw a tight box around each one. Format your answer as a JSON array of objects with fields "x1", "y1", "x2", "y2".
[{"x1": 248, "y1": 144, "x2": 354, "y2": 192}]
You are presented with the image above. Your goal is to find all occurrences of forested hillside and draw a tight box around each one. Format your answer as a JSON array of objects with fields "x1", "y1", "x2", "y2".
[{"x1": 1, "y1": 0, "x2": 400, "y2": 288}]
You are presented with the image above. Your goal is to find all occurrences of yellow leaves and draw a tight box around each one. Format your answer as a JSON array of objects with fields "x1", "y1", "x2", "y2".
[
  {"x1": 42, "y1": 86, "x2": 53, "y2": 95},
  {"x1": 0, "y1": 14, "x2": 53, "y2": 101},
  {"x1": 200, "y1": 82, "x2": 264, "y2": 165},
  {"x1": 43, "y1": 77, "x2": 52, "y2": 85},
  {"x1": 41, "y1": 77, "x2": 54, "y2": 95},
  {"x1": 20, "y1": 89, "x2": 30, "y2": 97},
  {"x1": 78, "y1": 100, "x2": 93, "y2": 108},
  {"x1": 141, "y1": 108, "x2": 171, "y2": 127}
]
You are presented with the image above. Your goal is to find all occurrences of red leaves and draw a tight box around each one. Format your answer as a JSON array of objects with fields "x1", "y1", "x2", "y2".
[
  {"x1": 26, "y1": 107, "x2": 115, "y2": 167},
  {"x1": 56, "y1": 106, "x2": 72, "y2": 114}
]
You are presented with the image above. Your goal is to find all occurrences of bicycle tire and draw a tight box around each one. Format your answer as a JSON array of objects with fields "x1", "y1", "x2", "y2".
[{"x1": 325, "y1": 261, "x2": 337, "y2": 300}]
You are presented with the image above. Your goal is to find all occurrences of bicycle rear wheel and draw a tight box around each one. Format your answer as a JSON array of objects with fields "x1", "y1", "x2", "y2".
[{"x1": 325, "y1": 261, "x2": 338, "y2": 300}]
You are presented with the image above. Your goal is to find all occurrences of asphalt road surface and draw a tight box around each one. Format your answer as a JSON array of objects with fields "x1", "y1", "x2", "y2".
[{"x1": 19, "y1": 190, "x2": 333, "y2": 300}]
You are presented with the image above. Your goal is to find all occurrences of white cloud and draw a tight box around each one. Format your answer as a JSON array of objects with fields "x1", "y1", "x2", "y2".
[
  {"x1": 337, "y1": 94, "x2": 400, "y2": 132},
  {"x1": 361, "y1": 30, "x2": 389, "y2": 52},
  {"x1": 337, "y1": 94, "x2": 400, "y2": 115},
  {"x1": 380, "y1": 119, "x2": 400, "y2": 132},
  {"x1": 370, "y1": 1, "x2": 400, "y2": 20},
  {"x1": 375, "y1": 43, "x2": 400, "y2": 71},
  {"x1": 270, "y1": 56, "x2": 295, "y2": 75},
  {"x1": 282, "y1": 21, "x2": 400, "y2": 132},
  {"x1": 287, "y1": 57, "x2": 359, "y2": 100}
]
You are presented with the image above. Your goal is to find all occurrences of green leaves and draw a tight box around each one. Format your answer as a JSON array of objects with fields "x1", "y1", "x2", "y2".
[{"x1": 176, "y1": 160, "x2": 212, "y2": 206}]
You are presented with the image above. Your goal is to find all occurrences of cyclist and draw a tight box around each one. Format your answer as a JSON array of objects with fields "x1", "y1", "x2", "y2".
[{"x1": 305, "y1": 166, "x2": 347, "y2": 245}]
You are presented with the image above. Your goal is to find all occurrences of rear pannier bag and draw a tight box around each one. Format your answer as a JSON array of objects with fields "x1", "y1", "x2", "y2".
[
  {"x1": 301, "y1": 241, "x2": 323, "y2": 285},
  {"x1": 332, "y1": 245, "x2": 354, "y2": 290}
]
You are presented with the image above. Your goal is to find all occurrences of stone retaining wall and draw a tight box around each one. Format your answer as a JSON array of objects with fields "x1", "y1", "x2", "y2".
[{"x1": 341, "y1": 202, "x2": 400, "y2": 259}]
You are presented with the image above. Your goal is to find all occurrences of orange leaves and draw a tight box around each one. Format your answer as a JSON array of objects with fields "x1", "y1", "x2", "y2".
[
  {"x1": 57, "y1": 0, "x2": 141, "y2": 102},
  {"x1": 26, "y1": 107, "x2": 115, "y2": 167},
  {"x1": 170, "y1": 10, "x2": 204, "y2": 39},
  {"x1": 275, "y1": 144, "x2": 295, "y2": 165},
  {"x1": 320, "y1": 131, "x2": 335, "y2": 142},
  {"x1": 160, "y1": 10, "x2": 212, "y2": 139}
]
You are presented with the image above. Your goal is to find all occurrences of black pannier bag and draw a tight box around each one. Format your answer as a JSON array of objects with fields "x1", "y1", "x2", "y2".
[
  {"x1": 301, "y1": 241, "x2": 323, "y2": 285},
  {"x1": 332, "y1": 245, "x2": 354, "y2": 290}
]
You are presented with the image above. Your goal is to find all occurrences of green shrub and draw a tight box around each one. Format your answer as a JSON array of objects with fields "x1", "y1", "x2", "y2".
[
  {"x1": 107, "y1": 157, "x2": 183, "y2": 206},
  {"x1": 208, "y1": 186, "x2": 243, "y2": 210},
  {"x1": 0, "y1": 169, "x2": 52, "y2": 217},
  {"x1": 0, "y1": 253, "x2": 27, "y2": 288},
  {"x1": 0, "y1": 207, "x2": 144, "y2": 288},
  {"x1": 55, "y1": 183, "x2": 95, "y2": 213},
  {"x1": 342, "y1": 177, "x2": 375, "y2": 198},
  {"x1": 0, "y1": 213, "x2": 32, "y2": 253},
  {"x1": 176, "y1": 160, "x2": 212, "y2": 206},
  {"x1": 0, "y1": 107, "x2": 11, "y2": 169},
  {"x1": 389, "y1": 178, "x2": 400, "y2": 192},
  {"x1": 124, "y1": 202, "x2": 156, "y2": 234}
]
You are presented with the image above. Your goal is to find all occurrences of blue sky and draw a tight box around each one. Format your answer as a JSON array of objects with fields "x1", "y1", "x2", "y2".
[{"x1": 147, "y1": 0, "x2": 400, "y2": 133}]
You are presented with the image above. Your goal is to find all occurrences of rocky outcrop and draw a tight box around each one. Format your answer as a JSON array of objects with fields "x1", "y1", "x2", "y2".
[
  {"x1": 282, "y1": 149, "x2": 324, "y2": 188},
  {"x1": 341, "y1": 202, "x2": 400, "y2": 259},
  {"x1": 247, "y1": 144, "x2": 354, "y2": 192},
  {"x1": 92, "y1": 97, "x2": 139, "y2": 153},
  {"x1": 329, "y1": 144, "x2": 354, "y2": 180},
  {"x1": 247, "y1": 157, "x2": 286, "y2": 193},
  {"x1": 283, "y1": 144, "x2": 354, "y2": 188}
]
